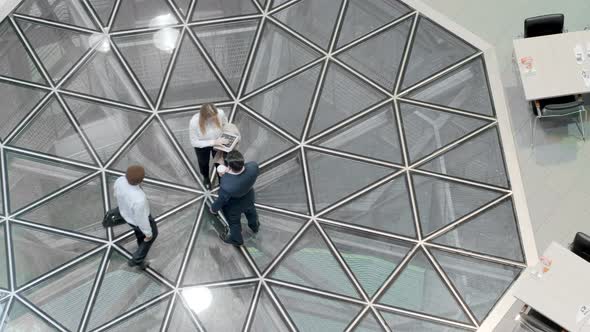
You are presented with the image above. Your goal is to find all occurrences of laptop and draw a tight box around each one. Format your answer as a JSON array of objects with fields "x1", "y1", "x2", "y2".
[{"x1": 214, "y1": 131, "x2": 240, "y2": 152}]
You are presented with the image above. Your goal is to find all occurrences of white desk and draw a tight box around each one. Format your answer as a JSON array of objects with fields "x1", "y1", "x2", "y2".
[
  {"x1": 513, "y1": 242, "x2": 590, "y2": 331},
  {"x1": 513, "y1": 30, "x2": 590, "y2": 101}
]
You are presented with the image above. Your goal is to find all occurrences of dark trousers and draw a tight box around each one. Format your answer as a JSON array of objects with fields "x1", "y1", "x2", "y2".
[
  {"x1": 129, "y1": 216, "x2": 158, "y2": 265},
  {"x1": 224, "y1": 204, "x2": 258, "y2": 245},
  {"x1": 194, "y1": 147, "x2": 214, "y2": 183}
]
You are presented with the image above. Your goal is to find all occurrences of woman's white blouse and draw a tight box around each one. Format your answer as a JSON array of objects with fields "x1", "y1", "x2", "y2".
[{"x1": 188, "y1": 109, "x2": 228, "y2": 148}]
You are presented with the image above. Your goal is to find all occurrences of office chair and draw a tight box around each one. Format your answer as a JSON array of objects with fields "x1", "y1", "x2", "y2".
[
  {"x1": 515, "y1": 306, "x2": 565, "y2": 332},
  {"x1": 531, "y1": 95, "x2": 587, "y2": 148},
  {"x1": 570, "y1": 232, "x2": 590, "y2": 263},
  {"x1": 524, "y1": 14, "x2": 564, "y2": 38}
]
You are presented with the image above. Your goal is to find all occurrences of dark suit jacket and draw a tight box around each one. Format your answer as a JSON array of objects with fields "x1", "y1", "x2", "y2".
[{"x1": 211, "y1": 162, "x2": 259, "y2": 214}]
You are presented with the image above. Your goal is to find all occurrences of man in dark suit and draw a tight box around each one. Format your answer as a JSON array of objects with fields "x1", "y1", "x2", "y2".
[{"x1": 210, "y1": 150, "x2": 259, "y2": 245}]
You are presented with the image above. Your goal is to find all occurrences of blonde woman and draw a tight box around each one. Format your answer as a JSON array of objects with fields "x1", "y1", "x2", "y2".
[{"x1": 189, "y1": 104, "x2": 228, "y2": 189}]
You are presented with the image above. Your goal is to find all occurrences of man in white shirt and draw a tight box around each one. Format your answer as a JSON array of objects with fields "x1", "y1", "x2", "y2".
[{"x1": 114, "y1": 165, "x2": 158, "y2": 270}]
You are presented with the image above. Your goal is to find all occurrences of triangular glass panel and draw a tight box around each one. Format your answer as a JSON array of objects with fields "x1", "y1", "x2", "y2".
[
  {"x1": 121, "y1": 201, "x2": 200, "y2": 283},
  {"x1": 399, "y1": 102, "x2": 489, "y2": 163},
  {"x1": 192, "y1": 0, "x2": 258, "y2": 21},
  {"x1": 233, "y1": 107, "x2": 294, "y2": 164},
  {"x1": 315, "y1": 103, "x2": 402, "y2": 163},
  {"x1": 64, "y1": 47, "x2": 148, "y2": 107},
  {"x1": 185, "y1": 283, "x2": 256, "y2": 331},
  {"x1": 255, "y1": 151, "x2": 309, "y2": 214},
  {"x1": 111, "y1": 119, "x2": 198, "y2": 188},
  {"x1": 378, "y1": 249, "x2": 469, "y2": 322},
  {"x1": 381, "y1": 310, "x2": 471, "y2": 331},
  {"x1": 272, "y1": 285, "x2": 363, "y2": 331},
  {"x1": 246, "y1": 21, "x2": 321, "y2": 93},
  {"x1": 113, "y1": 28, "x2": 181, "y2": 104},
  {"x1": 244, "y1": 63, "x2": 321, "y2": 138},
  {"x1": 401, "y1": 16, "x2": 478, "y2": 90},
  {"x1": 431, "y1": 249, "x2": 522, "y2": 322},
  {"x1": 6, "y1": 151, "x2": 93, "y2": 212},
  {"x1": 10, "y1": 97, "x2": 95, "y2": 164},
  {"x1": 0, "y1": 81, "x2": 46, "y2": 141},
  {"x1": 274, "y1": 0, "x2": 342, "y2": 49},
  {"x1": 272, "y1": 0, "x2": 292, "y2": 7},
  {"x1": 250, "y1": 289, "x2": 290, "y2": 332},
  {"x1": 407, "y1": 58, "x2": 494, "y2": 116},
  {"x1": 16, "y1": 0, "x2": 96, "y2": 29},
  {"x1": 112, "y1": 0, "x2": 179, "y2": 31},
  {"x1": 433, "y1": 199, "x2": 524, "y2": 262},
  {"x1": 257, "y1": 0, "x2": 268, "y2": 8},
  {"x1": 86, "y1": 250, "x2": 170, "y2": 330},
  {"x1": 306, "y1": 150, "x2": 394, "y2": 212},
  {"x1": 0, "y1": 176, "x2": 3, "y2": 215},
  {"x1": 107, "y1": 174, "x2": 198, "y2": 237},
  {"x1": 0, "y1": 298, "x2": 8, "y2": 320},
  {"x1": 412, "y1": 173, "x2": 504, "y2": 236},
  {"x1": 337, "y1": 0, "x2": 412, "y2": 48},
  {"x1": 244, "y1": 210, "x2": 306, "y2": 272},
  {"x1": 167, "y1": 297, "x2": 199, "y2": 331},
  {"x1": 0, "y1": 20, "x2": 46, "y2": 84},
  {"x1": 0, "y1": 224, "x2": 8, "y2": 289},
  {"x1": 161, "y1": 106, "x2": 231, "y2": 178},
  {"x1": 271, "y1": 224, "x2": 360, "y2": 298},
  {"x1": 419, "y1": 127, "x2": 509, "y2": 188},
  {"x1": 19, "y1": 175, "x2": 105, "y2": 239},
  {"x1": 194, "y1": 19, "x2": 258, "y2": 93},
  {"x1": 11, "y1": 223, "x2": 99, "y2": 286},
  {"x1": 2, "y1": 299, "x2": 59, "y2": 331},
  {"x1": 104, "y1": 297, "x2": 170, "y2": 332},
  {"x1": 162, "y1": 34, "x2": 230, "y2": 109},
  {"x1": 354, "y1": 311, "x2": 384, "y2": 331},
  {"x1": 310, "y1": 62, "x2": 387, "y2": 137},
  {"x1": 88, "y1": 0, "x2": 116, "y2": 26},
  {"x1": 22, "y1": 252, "x2": 103, "y2": 331},
  {"x1": 174, "y1": 0, "x2": 192, "y2": 17},
  {"x1": 325, "y1": 225, "x2": 412, "y2": 297},
  {"x1": 182, "y1": 204, "x2": 255, "y2": 285},
  {"x1": 64, "y1": 96, "x2": 148, "y2": 164},
  {"x1": 325, "y1": 174, "x2": 415, "y2": 238},
  {"x1": 337, "y1": 16, "x2": 412, "y2": 91},
  {"x1": 17, "y1": 20, "x2": 92, "y2": 83}
]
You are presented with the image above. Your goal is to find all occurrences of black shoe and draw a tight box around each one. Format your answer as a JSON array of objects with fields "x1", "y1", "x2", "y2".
[
  {"x1": 139, "y1": 261, "x2": 150, "y2": 270},
  {"x1": 203, "y1": 179, "x2": 211, "y2": 190},
  {"x1": 218, "y1": 233, "x2": 243, "y2": 246},
  {"x1": 127, "y1": 260, "x2": 136, "y2": 267},
  {"x1": 249, "y1": 220, "x2": 260, "y2": 234}
]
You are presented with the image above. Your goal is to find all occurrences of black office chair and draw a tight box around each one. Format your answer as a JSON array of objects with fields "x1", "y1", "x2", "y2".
[
  {"x1": 516, "y1": 306, "x2": 564, "y2": 331},
  {"x1": 570, "y1": 232, "x2": 590, "y2": 263},
  {"x1": 524, "y1": 14, "x2": 564, "y2": 38},
  {"x1": 531, "y1": 95, "x2": 586, "y2": 148}
]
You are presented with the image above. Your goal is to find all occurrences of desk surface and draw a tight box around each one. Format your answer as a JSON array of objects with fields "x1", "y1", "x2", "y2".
[
  {"x1": 513, "y1": 242, "x2": 590, "y2": 331},
  {"x1": 513, "y1": 30, "x2": 590, "y2": 101}
]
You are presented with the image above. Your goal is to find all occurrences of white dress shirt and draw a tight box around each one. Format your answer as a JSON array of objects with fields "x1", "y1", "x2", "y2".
[
  {"x1": 113, "y1": 176, "x2": 152, "y2": 237},
  {"x1": 189, "y1": 109, "x2": 228, "y2": 148}
]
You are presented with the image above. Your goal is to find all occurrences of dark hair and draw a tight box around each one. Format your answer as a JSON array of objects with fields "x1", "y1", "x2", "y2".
[
  {"x1": 225, "y1": 150, "x2": 245, "y2": 172},
  {"x1": 126, "y1": 165, "x2": 145, "y2": 185}
]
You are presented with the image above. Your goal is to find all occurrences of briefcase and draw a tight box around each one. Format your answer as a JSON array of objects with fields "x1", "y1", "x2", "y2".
[{"x1": 102, "y1": 207, "x2": 126, "y2": 227}]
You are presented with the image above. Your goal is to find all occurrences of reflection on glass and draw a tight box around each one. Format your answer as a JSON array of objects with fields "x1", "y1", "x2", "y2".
[
  {"x1": 90, "y1": 34, "x2": 111, "y2": 53},
  {"x1": 183, "y1": 287, "x2": 213, "y2": 313},
  {"x1": 153, "y1": 28, "x2": 179, "y2": 53},
  {"x1": 149, "y1": 14, "x2": 177, "y2": 28}
]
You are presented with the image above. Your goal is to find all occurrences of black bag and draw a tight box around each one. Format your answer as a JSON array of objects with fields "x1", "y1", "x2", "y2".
[{"x1": 102, "y1": 207, "x2": 126, "y2": 227}]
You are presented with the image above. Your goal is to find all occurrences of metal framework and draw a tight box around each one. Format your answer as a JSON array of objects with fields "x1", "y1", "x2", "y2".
[{"x1": 0, "y1": 0, "x2": 528, "y2": 331}]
